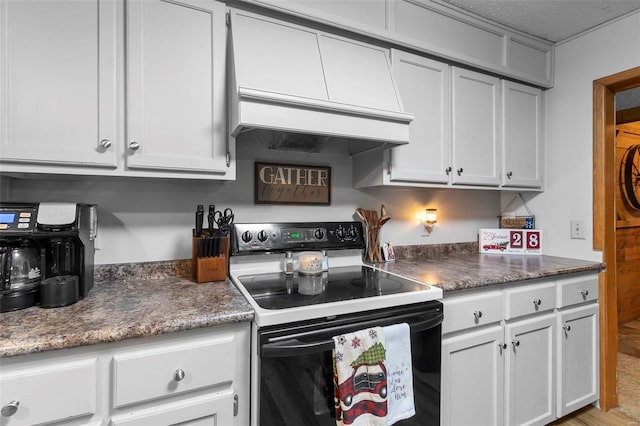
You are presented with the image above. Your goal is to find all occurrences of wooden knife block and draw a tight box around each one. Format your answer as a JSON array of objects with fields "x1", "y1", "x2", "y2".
[{"x1": 192, "y1": 233, "x2": 229, "y2": 283}]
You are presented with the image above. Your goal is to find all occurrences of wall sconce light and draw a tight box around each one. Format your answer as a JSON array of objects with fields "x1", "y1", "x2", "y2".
[{"x1": 423, "y1": 208, "x2": 437, "y2": 233}]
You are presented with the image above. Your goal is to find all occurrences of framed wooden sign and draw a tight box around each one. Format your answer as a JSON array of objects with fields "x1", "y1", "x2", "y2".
[{"x1": 255, "y1": 162, "x2": 331, "y2": 205}]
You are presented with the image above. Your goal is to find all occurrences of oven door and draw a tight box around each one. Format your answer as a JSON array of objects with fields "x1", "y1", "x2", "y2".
[{"x1": 257, "y1": 301, "x2": 442, "y2": 426}]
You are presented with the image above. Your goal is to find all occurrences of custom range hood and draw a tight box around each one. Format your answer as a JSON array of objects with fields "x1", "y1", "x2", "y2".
[{"x1": 228, "y1": 9, "x2": 414, "y2": 154}]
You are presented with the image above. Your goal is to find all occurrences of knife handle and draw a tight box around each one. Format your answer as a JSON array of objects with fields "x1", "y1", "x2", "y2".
[{"x1": 195, "y1": 205, "x2": 204, "y2": 237}]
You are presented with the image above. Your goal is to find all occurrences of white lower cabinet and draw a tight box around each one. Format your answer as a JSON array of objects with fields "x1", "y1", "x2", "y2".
[
  {"x1": 556, "y1": 274, "x2": 599, "y2": 418},
  {"x1": 442, "y1": 325, "x2": 505, "y2": 426},
  {"x1": 0, "y1": 323, "x2": 250, "y2": 426},
  {"x1": 441, "y1": 273, "x2": 599, "y2": 426},
  {"x1": 504, "y1": 313, "x2": 556, "y2": 426}
]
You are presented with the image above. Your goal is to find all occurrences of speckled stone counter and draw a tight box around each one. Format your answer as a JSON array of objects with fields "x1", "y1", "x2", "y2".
[
  {"x1": 377, "y1": 252, "x2": 605, "y2": 292},
  {"x1": 0, "y1": 263, "x2": 254, "y2": 358}
]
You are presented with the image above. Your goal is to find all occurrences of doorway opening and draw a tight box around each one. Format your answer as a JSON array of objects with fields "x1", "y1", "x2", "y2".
[{"x1": 593, "y1": 66, "x2": 640, "y2": 411}]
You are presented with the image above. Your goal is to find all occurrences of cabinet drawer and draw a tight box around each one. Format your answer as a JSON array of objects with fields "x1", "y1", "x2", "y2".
[
  {"x1": 443, "y1": 290, "x2": 504, "y2": 334},
  {"x1": 113, "y1": 334, "x2": 236, "y2": 408},
  {"x1": 0, "y1": 358, "x2": 97, "y2": 426},
  {"x1": 110, "y1": 392, "x2": 234, "y2": 426},
  {"x1": 557, "y1": 274, "x2": 599, "y2": 308},
  {"x1": 504, "y1": 281, "x2": 556, "y2": 320}
]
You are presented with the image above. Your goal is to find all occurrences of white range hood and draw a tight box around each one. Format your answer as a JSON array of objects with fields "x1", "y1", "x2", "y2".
[{"x1": 228, "y1": 9, "x2": 414, "y2": 153}]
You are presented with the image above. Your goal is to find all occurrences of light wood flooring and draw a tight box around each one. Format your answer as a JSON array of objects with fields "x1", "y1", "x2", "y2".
[{"x1": 550, "y1": 319, "x2": 640, "y2": 425}]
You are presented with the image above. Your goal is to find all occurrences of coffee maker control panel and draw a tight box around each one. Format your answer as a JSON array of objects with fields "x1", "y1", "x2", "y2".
[{"x1": 0, "y1": 204, "x2": 38, "y2": 233}]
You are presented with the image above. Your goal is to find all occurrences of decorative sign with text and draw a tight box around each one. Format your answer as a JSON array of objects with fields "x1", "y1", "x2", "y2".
[
  {"x1": 479, "y1": 228, "x2": 542, "y2": 255},
  {"x1": 255, "y1": 162, "x2": 331, "y2": 205}
]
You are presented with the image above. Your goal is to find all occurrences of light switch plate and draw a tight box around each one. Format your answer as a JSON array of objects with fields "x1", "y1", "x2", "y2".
[{"x1": 570, "y1": 220, "x2": 586, "y2": 239}]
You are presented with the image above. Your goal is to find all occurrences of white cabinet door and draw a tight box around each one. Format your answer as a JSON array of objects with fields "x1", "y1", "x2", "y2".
[
  {"x1": 0, "y1": 0, "x2": 117, "y2": 167},
  {"x1": 451, "y1": 67, "x2": 502, "y2": 186},
  {"x1": 557, "y1": 304, "x2": 599, "y2": 417},
  {"x1": 502, "y1": 81, "x2": 543, "y2": 188},
  {"x1": 504, "y1": 313, "x2": 556, "y2": 426},
  {"x1": 126, "y1": 0, "x2": 228, "y2": 174},
  {"x1": 389, "y1": 50, "x2": 451, "y2": 184},
  {"x1": 442, "y1": 325, "x2": 505, "y2": 426}
]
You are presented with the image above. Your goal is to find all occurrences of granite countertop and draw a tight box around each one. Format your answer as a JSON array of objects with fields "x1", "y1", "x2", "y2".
[
  {"x1": 378, "y1": 252, "x2": 605, "y2": 292},
  {"x1": 1, "y1": 248, "x2": 605, "y2": 359},
  {"x1": 0, "y1": 274, "x2": 254, "y2": 358}
]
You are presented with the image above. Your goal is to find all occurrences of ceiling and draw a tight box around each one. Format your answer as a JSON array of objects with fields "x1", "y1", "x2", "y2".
[{"x1": 438, "y1": 0, "x2": 640, "y2": 43}]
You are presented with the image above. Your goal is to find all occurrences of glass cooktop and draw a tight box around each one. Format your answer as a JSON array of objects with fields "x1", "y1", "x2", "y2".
[{"x1": 235, "y1": 265, "x2": 430, "y2": 310}]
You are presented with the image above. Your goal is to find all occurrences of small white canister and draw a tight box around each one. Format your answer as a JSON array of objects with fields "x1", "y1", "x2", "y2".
[{"x1": 297, "y1": 251, "x2": 323, "y2": 275}]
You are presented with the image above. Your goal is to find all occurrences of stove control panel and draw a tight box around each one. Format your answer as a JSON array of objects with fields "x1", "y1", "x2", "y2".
[{"x1": 231, "y1": 222, "x2": 364, "y2": 254}]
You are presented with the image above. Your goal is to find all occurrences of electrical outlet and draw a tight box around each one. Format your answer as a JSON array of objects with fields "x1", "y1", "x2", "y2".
[{"x1": 570, "y1": 220, "x2": 586, "y2": 239}]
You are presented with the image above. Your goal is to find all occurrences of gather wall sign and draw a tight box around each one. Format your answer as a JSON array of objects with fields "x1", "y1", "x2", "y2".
[{"x1": 254, "y1": 162, "x2": 331, "y2": 205}]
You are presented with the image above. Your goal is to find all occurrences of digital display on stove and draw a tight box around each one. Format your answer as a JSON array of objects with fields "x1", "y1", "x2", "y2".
[
  {"x1": 290, "y1": 232, "x2": 301, "y2": 239},
  {"x1": 0, "y1": 213, "x2": 15, "y2": 224}
]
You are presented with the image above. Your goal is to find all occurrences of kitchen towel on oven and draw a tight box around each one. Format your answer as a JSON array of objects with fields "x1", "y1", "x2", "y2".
[
  {"x1": 383, "y1": 323, "x2": 416, "y2": 425},
  {"x1": 333, "y1": 326, "x2": 387, "y2": 426}
]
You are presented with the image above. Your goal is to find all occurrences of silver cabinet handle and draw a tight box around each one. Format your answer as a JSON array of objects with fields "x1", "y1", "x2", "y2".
[
  {"x1": 457, "y1": 168, "x2": 464, "y2": 176},
  {"x1": 512, "y1": 339, "x2": 520, "y2": 347},
  {"x1": 563, "y1": 324, "x2": 571, "y2": 332},
  {"x1": 100, "y1": 139, "x2": 112, "y2": 149},
  {"x1": 498, "y1": 343, "x2": 507, "y2": 350},
  {"x1": 129, "y1": 141, "x2": 140, "y2": 151},
  {"x1": 580, "y1": 289, "x2": 589, "y2": 297},
  {"x1": 532, "y1": 298, "x2": 542, "y2": 306},
  {"x1": 445, "y1": 166, "x2": 452, "y2": 175},
  {"x1": 473, "y1": 310, "x2": 483, "y2": 319},
  {"x1": 173, "y1": 368, "x2": 185, "y2": 382},
  {"x1": 1, "y1": 400, "x2": 19, "y2": 417},
  {"x1": 506, "y1": 171, "x2": 513, "y2": 179}
]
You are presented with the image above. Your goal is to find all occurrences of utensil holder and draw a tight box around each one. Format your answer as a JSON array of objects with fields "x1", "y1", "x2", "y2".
[
  {"x1": 365, "y1": 224, "x2": 383, "y2": 263},
  {"x1": 192, "y1": 232, "x2": 229, "y2": 283}
]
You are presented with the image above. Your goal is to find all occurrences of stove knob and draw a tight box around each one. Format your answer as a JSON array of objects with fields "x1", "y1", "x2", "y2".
[
  {"x1": 314, "y1": 228, "x2": 325, "y2": 240},
  {"x1": 336, "y1": 228, "x2": 345, "y2": 240},
  {"x1": 241, "y1": 231, "x2": 252, "y2": 243},
  {"x1": 257, "y1": 230, "x2": 269, "y2": 242}
]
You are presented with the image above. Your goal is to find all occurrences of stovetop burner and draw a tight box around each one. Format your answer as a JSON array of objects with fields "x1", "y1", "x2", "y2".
[{"x1": 236, "y1": 265, "x2": 430, "y2": 310}]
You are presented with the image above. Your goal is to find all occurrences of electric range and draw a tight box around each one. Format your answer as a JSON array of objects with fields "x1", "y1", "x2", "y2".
[{"x1": 228, "y1": 221, "x2": 443, "y2": 327}]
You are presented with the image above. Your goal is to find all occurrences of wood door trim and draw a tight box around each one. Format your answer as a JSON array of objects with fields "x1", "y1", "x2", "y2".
[{"x1": 593, "y1": 65, "x2": 640, "y2": 410}]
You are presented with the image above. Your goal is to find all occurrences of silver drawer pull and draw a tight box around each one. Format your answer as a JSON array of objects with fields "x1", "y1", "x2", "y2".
[
  {"x1": 473, "y1": 310, "x2": 483, "y2": 319},
  {"x1": 100, "y1": 138, "x2": 112, "y2": 149},
  {"x1": 129, "y1": 141, "x2": 140, "y2": 151},
  {"x1": 532, "y1": 298, "x2": 542, "y2": 306},
  {"x1": 512, "y1": 339, "x2": 520, "y2": 348},
  {"x1": 173, "y1": 368, "x2": 186, "y2": 382},
  {"x1": 580, "y1": 289, "x2": 589, "y2": 297},
  {"x1": 1, "y1": 400, "x2": 19, "y2": 417}
]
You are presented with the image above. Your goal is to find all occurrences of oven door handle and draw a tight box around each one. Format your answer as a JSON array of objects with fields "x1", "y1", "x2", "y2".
[{"x1": 261, "y1": 312, "x2": 442, "y2": 358}]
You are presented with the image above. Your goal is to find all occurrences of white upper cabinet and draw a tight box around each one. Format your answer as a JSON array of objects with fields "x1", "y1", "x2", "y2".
[
  {"x1": 502, "y1": 81, "x2": 544, "y2": 189},
  {"x1": 0, "y1": 0, "x2": 117, "y2": 168},
  {"x1": 388, "y1": 50, "x2": 450, "y2": 184},
  {"x1": 125, "y1": 0, "x2": 228, "y2": 174},
  {"x1": 451, "y1": 67, "x2": 502, "y2": 187},
  {"x1": 0, "y1": 0, "x2": 233, "y2": 180}
]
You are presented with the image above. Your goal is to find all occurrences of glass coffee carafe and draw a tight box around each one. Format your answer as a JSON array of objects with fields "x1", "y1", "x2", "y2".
[{"x1": 0, "y1": 238, "x2": 42, "y2": 312}]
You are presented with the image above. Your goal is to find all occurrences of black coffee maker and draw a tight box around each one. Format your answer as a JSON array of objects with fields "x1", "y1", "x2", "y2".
[{"x1": 0, "y1": 203, "x2": 97, "y2": 312}]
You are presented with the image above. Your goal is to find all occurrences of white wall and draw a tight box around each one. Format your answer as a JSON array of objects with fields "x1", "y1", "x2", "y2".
[
  {"x1": 8, "y1": 138, "x2": 500, "y2": 264},
  {"x1": 502, "y1": 11, "x2": 640, "y2": 262}
]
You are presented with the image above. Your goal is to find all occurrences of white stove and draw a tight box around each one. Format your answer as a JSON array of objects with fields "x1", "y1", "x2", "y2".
[
  {"x1": 228, "y1": 222, "x2": 443, "y2": 327},
  {"x1": 228, "y1": 222, "x2": 444, "y2": 426}
]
